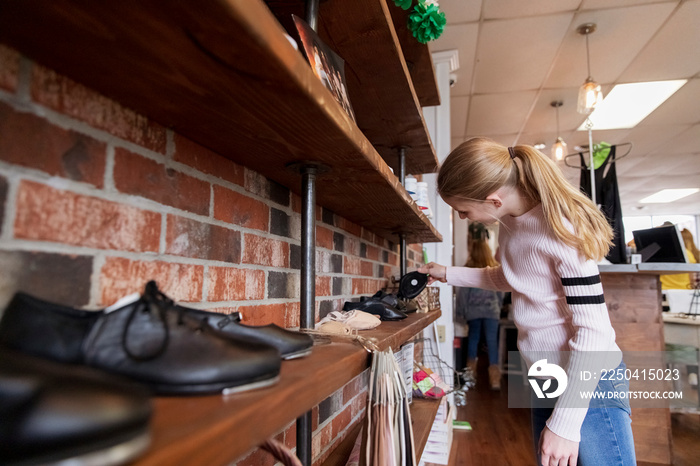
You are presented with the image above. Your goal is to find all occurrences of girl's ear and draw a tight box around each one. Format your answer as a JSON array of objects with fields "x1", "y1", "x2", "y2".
[{"x1": 485, "y1": 193, "x2": 503, "y2": 209}]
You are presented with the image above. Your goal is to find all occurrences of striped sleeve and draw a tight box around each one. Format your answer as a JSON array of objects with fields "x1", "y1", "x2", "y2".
[{"x1": 445, "y1": 265, "x2": 511, "y2": 291}]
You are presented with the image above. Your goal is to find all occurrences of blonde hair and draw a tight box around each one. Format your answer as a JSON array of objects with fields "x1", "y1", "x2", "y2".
[
  {"x1": 438, "y1": 137, "x2": 613, "y2": 261},
  {"x1": 681, "y1": 229, "x2": 699, "y2": 262},
  {"x1": 466, "y1": 235, "x2": 499, "y2": 268}
]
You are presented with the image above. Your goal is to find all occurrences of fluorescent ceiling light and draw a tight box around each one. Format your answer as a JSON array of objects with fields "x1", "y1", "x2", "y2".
[
  {"x1": 639, "y1": 188, "x2": 699, "y2": 204},
  {"x1": 577, "y1": 80, "x2": 687, "y2": 130}
]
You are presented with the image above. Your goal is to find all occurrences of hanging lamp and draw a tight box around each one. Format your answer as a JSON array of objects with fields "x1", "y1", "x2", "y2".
[
  {"x1": 576, "y1": 23, "x2": 603, "y2": 114},
  {"x1": 550, "y1": 101, "x2": 567, "y2": 161}
]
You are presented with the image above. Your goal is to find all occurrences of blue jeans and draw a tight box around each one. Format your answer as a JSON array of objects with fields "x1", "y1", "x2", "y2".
[
  {"x1": 466, "y1": 318, "x2": 499, "y2": 365},
  {"x1": 531, "y1": 362, "x2": 636, "y2": 466}
]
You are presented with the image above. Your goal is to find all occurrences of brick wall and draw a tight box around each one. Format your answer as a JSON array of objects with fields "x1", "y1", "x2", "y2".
[{"x1": 0, "y1": 44, "x2": 425, "y2": 465}]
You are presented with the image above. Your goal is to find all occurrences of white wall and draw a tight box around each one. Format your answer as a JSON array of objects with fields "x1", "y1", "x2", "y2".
[{"x1": 421, "y1": 50, "x2": 459, "y2": 379}]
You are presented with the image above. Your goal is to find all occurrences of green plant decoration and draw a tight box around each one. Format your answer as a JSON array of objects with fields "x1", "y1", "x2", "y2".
[
  {"x1": 393, "y1": 0, "x2": 413, "y2": 10},
  {"x1": 408, "y1": 0, "x2": 446, "y2": 44}
]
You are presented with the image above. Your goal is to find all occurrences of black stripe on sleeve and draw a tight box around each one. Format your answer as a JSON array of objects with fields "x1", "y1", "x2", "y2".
[
  {"x1": 561, "y1": 275, "x2": 601, "y2": 287},
  {"x1": 566, "y1": 295, "x2": 606, "y2": 305}
]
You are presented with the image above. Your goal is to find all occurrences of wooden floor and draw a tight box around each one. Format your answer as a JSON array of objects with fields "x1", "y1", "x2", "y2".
[{"x1": 444, "y1": 364, "x2": 700, "y2": 466}]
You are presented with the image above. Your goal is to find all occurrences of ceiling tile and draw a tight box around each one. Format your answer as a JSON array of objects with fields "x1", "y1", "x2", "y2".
[
  {"x1": 432, "y1": 23, "x2": 479, "y2": 97},
  {"x1": 439, "y1": 0, "x2": 482, "y2": 24},
  {"x1": 637, "y1": 78, "x2": 700, "y2": 127},
  {"x1": 483, "y1": 0, "x2": 580, "y2": 19},
  {"x1": 467, "y1": 91, "x2": 538, "y2": 136},
  {"x1": 474, "y1": 14, "x2": 572, "y2": 93},
  {"x1": 619, "y1": 0, "x2": 700, "y2": 81},
  {"x1": 545, "y1": 3, "x2": 676, "y2": 88}
]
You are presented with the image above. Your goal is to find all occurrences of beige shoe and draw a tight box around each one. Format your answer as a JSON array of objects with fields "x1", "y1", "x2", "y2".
[
  {"x1": 488, "y1": 364, "x2": 501, "y2": 390},
  {"x1": 466, "y1": 359, "x2": 477, "y2": 376}
]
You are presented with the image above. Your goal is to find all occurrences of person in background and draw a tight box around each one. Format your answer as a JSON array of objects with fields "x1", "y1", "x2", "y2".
[
  {"x1": 660, "y1": 226, "x2": 698, "y2": 290},
  {"x1": 681, "y1": 229, "x2": 699, "y2": 288},
  {"x1": 455, "y1": 222, "x2": 503, "y2": 390},
  {"x1": 419, "y1": 138, "x2": 634, "y2": 466}
]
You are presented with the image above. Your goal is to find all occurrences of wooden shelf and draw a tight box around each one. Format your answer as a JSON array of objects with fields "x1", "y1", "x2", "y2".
[
  {"x1": 388, "y1": 2, "x2": 441, "y2": 108},
  {"x1": 0, "y1": 0, "x2": 441, "y2": 244},
  {"x1": 129, "y1": 310, "x2": 440, "y2": 465}
]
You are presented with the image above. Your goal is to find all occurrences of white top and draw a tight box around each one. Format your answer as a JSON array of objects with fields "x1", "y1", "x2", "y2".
[{"x1": 446, "y1": 203, "x2": 621, "y2": 442}]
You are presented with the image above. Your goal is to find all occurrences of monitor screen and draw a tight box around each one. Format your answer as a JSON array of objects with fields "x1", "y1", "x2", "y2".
[{"x1": 632, "y1": 225, "x2": 688, "y2": 263}]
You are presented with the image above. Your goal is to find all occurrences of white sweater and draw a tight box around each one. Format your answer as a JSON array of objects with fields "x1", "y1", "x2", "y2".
[{"x1": 446, "y1": 203, "x2": 621, "y2": 442}]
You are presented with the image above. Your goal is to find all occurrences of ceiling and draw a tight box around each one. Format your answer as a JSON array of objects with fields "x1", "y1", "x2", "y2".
[{"x1": 430, "y1": 0, "x2": 700, "y2": 217}]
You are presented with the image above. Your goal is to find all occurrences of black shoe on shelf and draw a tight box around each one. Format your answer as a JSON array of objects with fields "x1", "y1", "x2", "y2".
[
  {"x1": 176, "y1": 306, "x2": 313, "y2": 360},
  {"x1": 0, "y1": 281, "x2": 281, "y2": 396},
  {"x1": 0, "y1": 349, "x2": 152, "y2": 466},
  {"x1": 342, "y1": 299, "x2": 407, "y2": 321}
]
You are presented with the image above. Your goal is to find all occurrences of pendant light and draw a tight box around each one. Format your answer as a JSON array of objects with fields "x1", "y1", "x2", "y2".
[
  {"x1": 550, "y1": 100, "x2": 567, "y2": 161},
  {"x1": 576, "y1": 23, "x2": 603, "y2": 115}
]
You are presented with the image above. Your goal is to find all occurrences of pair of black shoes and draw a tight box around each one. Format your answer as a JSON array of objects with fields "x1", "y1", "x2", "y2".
[
  {"x1": 0, "y1": 281, "x2": 313, "y2": 396},
  {"x1": 0, "y1": 349, "x2": 152, "y2": 466},
  {"x1": 342, "y1": 271, "x2": 428, "y2": 321}
]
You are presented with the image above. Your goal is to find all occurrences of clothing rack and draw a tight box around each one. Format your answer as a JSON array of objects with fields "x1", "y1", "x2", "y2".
[{"x1": 563, "y1": 142, "x2": 632, "y2": 169}]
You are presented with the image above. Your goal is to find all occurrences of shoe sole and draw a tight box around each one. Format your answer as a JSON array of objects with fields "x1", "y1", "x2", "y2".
[
  {"x1": 8, "y1": 429, "x2": 151, "y2": 466},
  {"x1": 222, "y1": 374, "x2": 280, "y2": 395},
  {"x1": 149, "y1": 374, "x2": 280, "y2": 396},
  {"x1": 282, "y1": 348, "x2": 313, "y2": 360}
]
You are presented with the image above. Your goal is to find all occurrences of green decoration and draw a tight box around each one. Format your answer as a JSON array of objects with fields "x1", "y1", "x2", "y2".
[
  {"x1": 394, "y1": 0, "x2": 413, "y2": 10},
  {"x1": 592, "y1": 141, "x2": 611, "y2": 169},
  {"x1": 408, "y1": 1, "x2": 446, "y2": 44}
]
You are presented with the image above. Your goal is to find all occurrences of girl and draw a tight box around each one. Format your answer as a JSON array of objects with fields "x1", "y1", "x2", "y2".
[
  {"x1": 456, "y1": 222, "x2": 503, "y2": 390},
  {"x1": 419, "y1": 138, "x2": 635, "y2": 466}
]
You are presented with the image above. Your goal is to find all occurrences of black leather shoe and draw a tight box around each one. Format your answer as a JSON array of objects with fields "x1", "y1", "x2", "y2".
[
  {"x1": 0, "y1": 282, "x2": 281, "y2": 395},
  {"x1": 0, "y1": 350, "x2": 151, "y2": 466},
  {"x1": 176, "y1": 307, "x2": 313, "y2": 360},
  {"x1": 342, "y1": 299, "x2": 407, "y2": 321}
]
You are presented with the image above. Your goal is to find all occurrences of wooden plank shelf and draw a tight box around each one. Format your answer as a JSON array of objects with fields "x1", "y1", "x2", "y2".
[
  {"x1": 388, "y1": 2, "x2": 441, "y2": 108},
  {"x1": 0, "y1": 0, "x2": 441, "y2": 244},
  {"x1": 320, "y1": 397, "x2": 442, "y2": 466},
  {"x1": 128, "y1": 310, "x2": 441, "y2": 465},
  {"x1": 262, "y1": 0, "x2": 439, "y2": 175}
]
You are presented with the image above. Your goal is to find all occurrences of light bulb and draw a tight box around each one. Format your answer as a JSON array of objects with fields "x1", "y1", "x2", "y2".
[
  {"x1": 578, "y1": 78, "x2": 603, "y2": 114},
  {"x1": 551, "y1": 137, "x2": 567, "y2": 161}
]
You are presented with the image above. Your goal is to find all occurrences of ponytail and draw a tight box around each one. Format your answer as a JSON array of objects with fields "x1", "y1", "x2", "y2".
[{"x1": 438, "y1": 138, "x2": 613, "y2": 261}]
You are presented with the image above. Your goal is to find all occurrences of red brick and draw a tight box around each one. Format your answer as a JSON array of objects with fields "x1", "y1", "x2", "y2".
[
  {"x1": 361, "y1": 228, "x2": 374, "y2": 243},
  {"x1": 235, "y1": 448, "x2": 275, "y2": 466},
  {"x1": 165, "y1": 214, "x2": 241, "y2": 263},
  {"x1": 285, "y1": 302, "x2": 301, "y2": 328},
  {"x1": 283, "y1": 422, "x2": 296, "y2": 450},
  {"x1": 316, "y1": 225, "x2": 333, "y2": 250},
  {"x1": 344, "y1": 256, "x2": 361, "y2": 276},
  {"x1": 173, "y1": 134, "x2": 244, "y2": 186},
  {"x1": 236, "y1": 302, "x2": 287, "y2": 327},
  {"x1": 114, "y1": 148, "x2": 210, "y2": 215},
  {"x1": 351, "y1": 278, "x2": 378, "y2": 295},
  {"x1": 0, "y1": 44, "x2": 20, "y2": 92},
  {"x1": 0, "y1": 102, "x2": 106, "y2": 187},
  {"x1": 343, "y1": 375, "x2": 363, "y2": 404},
  {"x1": 388, "y1": 251, "x2": 399, "y2": 266},
  {"x1": 316, "y1": 276, "x2": 331, "y2": 297},
  {"x1": 99, "y1": 257, "x2": 203, "y2": 305},
  {"x1": 331, "y1": 406, "x2": 352, "y2": 438},
  {"x1": 31, "y1": 66, "x2": 166, "y2": 153},
  {"x1": 312, "y1": 405, "x2": 319, "y2": 431},
  {"x1": 208, "y1": 266, "x2": 265, "y2": 301},
  {"x1": 291, "y1": 193, "x2": 302, "y2": 214},
  {"x1": 243, "y1": 234, "x2": 289, "y2": 267},
  {"x1": 366, "y1": 244, "x2": 379, "y2": 261},
  {"x1": 14, "y1": 180, "x2": 160, "y2": 252},
  {"x1": 213, "y1": 185, "x2": 269, "y2": 231},
  {"x1": 360, "y1": 260, "x2": 374, "y2": 277},
  {"x1": 337, "y1": 217, "x2": 362, "y2": 237},
  {"x1": 351, "y1": 393, "x2": 367, "y2": 419}
]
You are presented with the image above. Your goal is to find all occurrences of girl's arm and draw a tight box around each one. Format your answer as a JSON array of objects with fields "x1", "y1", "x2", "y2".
[{"x1": 419, "y1": 263, "x2": 511, "y2": 291}]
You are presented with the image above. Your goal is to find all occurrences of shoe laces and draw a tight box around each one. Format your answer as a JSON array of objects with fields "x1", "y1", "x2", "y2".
[{"x1": 121, "y1": 281, "x2": 174, "y2": 361}]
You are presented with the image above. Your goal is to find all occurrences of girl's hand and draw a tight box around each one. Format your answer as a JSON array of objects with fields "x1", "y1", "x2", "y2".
[
  {"x1": 539, "y1": 427, "x2": 579, "y2": 466},
  {"x1": 418, "y1": 263, "x2": 447, "y2": 284}
]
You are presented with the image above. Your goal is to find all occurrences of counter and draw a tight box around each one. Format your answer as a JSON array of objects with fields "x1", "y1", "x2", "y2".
[{"x1": 599, "y1": 263, "x2": 699, "y2": 465}]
